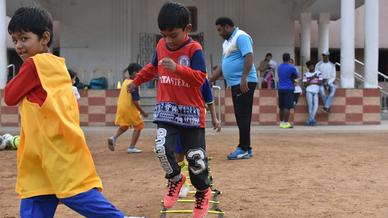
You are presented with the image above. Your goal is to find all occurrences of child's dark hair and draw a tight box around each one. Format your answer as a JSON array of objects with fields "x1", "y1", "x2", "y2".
[
  {"x1": 8, "y1": 7, "x2": 53, "y2": 47},
  {"x1": 158, "y1": 2, "x2": 191, "y2": 31},
  {"x1": 68, "y1": 70, "x2": 77, "y2": 79},
  {"x1": 306, "y1": 60, "x2": 315, "y2": 67},
  {"x1": 265, "y1": 52, "x2": 272, "y2": 57},
  {"x1": 125, "y1": 63, "x2": 142, "y2": 76},
  {"x1": 282, "y1": 53, "x2": 291, "y2": 62},
  {"x1": 215, "y1": 17, "x2": 235, "y2": 27}
]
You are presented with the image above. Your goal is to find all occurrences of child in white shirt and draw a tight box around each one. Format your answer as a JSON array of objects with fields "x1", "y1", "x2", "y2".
[{"x1": 303, "y1": 61, "x2": 323, "y2": 126}]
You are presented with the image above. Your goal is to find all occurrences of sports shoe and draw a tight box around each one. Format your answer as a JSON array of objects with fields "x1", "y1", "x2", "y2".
[
  {"x1": 127, "y1": 147, "x2": 142, "y2": 153},
  {"x1": 193, "y1": 188, "x2": 211, "y2": 218},
  {"x1": 248, "y1": 149, "x2": 253, "y2": 157},
  {"x1": 163, "y1": 174, "x2": 186, "y2": 208},
  {"x1": 227, "y1": 147, "x2": 249, "y2": 160},
  {"x1": 179, "y1": 185, "x2": 190, "y2": 198},
  {"x1": 178, "y1": 161, "x2": 190, "y2": 198},
  {"x1": 108, "y1": 136, "x2": 116, "y2": 151},
  {"x1": 281, "y1": 122, "x2": 293, "y2": 129}
]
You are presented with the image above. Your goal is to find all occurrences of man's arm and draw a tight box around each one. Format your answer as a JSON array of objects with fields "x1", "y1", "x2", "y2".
[
  {"x1": 209, "y1": 65, "x2": 222, "y2": 83},
  {"x1": 329, "y1": 63, "x2": 336, "y2": 84},
  {"x1": 237, "y1": 34, "x2": 254, "y2": 93},
  {"x1": 241, "y1": 53, "x2": 253, "y2": 92}
]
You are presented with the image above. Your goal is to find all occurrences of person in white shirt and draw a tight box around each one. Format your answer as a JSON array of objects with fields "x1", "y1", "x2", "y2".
[
  {"x1": 315, "y1": 50, "x2": 336, "y2": 112},
  {"x1": 290, "y1": 58, "x2": 302, "y2": 105},
  {"x1": 69, "y1": 70, "x2": 80, "y2": 100},
  {"x1": 303, "y1": 61, "x2": 323, "y2": 126}
]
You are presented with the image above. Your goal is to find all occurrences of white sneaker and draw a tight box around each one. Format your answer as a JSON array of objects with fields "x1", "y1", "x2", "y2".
[
  {"x1": 108, "y1": 136, "x2": 116, "y2": 151},
  {"x1": 179, "y1": 185, "x2": 190, "y2": 198},
  {"x1": 127, "y1": 147, "x2": 142, "y2": 153}
]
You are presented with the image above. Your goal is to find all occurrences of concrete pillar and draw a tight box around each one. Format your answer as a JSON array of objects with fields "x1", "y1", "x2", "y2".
[
  {"x1": 318, "y1": 13, "x2": 330, "y2": 58},
  {"x1": 340, "y1": 0, "x2": 355, "y2": 88},
  {"x1": 0, "y1": 0, "x2": 7, "y2": 89},
  {"x1": 300, "y1": 13, "x2": 311, "y2": 65},
  {"x1": 364, "y1": 0, "x2": 379, "y2": 88}
]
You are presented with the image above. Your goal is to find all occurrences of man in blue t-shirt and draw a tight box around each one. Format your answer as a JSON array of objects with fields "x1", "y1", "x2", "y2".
[
  {"x1": 210, "y1": 17, "x2": 258, "y2": 160},
  {"x1": 277, "y1": 53, "x2": 299, "y2": 128}
]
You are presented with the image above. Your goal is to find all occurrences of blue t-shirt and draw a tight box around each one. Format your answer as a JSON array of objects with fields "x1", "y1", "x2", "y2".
[
  {"x1": 221, "y1": 28, "x2": 258, "y2": 87},
  {"x1": 277, "y1": 63, "x2": 299, "y2": 90}
]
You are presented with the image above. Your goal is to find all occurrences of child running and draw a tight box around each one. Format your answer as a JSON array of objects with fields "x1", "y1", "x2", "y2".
[
  {"x1": 4, "y1": 6, "x2": 141, "y2": 218},
  {"x1": 127, "y1": 2, "x2": 212, "y2": 217},
  {"x1": 108, "y1": 63, "x2": 148, "y2": 153}
]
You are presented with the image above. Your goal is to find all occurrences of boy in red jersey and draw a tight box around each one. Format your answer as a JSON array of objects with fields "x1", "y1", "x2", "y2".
[
  {"x1": 5, "y1": 6, "x2": 141, "y2": 218},
  {"x1": 128, "y1": 2, "x2": 211, "y2": 218}
]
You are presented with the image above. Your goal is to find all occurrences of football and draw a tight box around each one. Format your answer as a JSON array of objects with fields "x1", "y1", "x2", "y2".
[
  {"x1": 10, "y1": 136, "x2": 20, "y2": 150},
  {"x1": 0, "y1": 136, "x2": 5, "y2": 150}
]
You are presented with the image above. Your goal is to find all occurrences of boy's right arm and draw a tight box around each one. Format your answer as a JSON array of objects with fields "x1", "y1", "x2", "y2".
[
  {"x1": 128, "y1": 63, "x2": 157, "y2": 92},
  {"x1": 4, "y1": 58, "x2": 42, "y2": 106}
]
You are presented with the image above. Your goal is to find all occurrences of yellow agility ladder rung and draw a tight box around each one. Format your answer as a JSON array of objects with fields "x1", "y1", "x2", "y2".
[
  {"x1": 161, "y1": 199, "x2": 219, "y2": 204},
  {"x1": 188, "y1": 190, "x2": 222, "y2": 195},
  {"x1": 160, "y1": 210, "x2": 224, "y2": 215}
]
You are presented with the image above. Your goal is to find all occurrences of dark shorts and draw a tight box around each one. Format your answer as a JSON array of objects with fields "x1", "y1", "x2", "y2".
[{"x1": 278, "y1": 89, "x2": 295, "y2": 109}]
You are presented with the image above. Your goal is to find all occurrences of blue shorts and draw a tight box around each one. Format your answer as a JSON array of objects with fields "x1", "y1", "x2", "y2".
[
  {"x1": 20, "y1": 188, "x2": 124, "y2": 218},
  {"x1": 278, "y1": 89, "x2": 295, "y2": 109},
  {"x1": 175, "y1": 134, "x2": 184, "y2": 154}
]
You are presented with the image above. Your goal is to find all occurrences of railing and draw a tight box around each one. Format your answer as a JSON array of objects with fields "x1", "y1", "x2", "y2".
[
  {"x1": 335, "y1": 61, "x2": 388, "y2": 112},
  {"x1": 7, "y1": 64, "x2": 16, "y2": 79}
]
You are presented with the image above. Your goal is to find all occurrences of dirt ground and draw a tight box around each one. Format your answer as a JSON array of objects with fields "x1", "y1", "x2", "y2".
[{"x1": 1, "y1": 127, "x2": 388, "y2": 218}]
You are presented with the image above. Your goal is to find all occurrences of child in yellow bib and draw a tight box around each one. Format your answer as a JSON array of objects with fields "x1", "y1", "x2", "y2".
[
  {"x1": 4, "y1": 6, "x2": 142, "y2": 218},
  {"x1": 108, "y1": 63, "x2": 148, "y2": 153}
]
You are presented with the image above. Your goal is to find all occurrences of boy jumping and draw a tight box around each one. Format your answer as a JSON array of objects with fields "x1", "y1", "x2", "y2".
[{"x1": 127, "y1": 2, "x2": 211, "y2": 217}]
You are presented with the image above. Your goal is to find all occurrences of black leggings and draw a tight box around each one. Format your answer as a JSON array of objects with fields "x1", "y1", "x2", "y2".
[{"x1": 154, "y1": 123, "x2": 210, "y2": 190}]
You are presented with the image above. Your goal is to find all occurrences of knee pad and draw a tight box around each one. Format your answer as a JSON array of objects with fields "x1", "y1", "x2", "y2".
[{"x1": 186, "y1": 148, "x2": 207, "y2": 175}]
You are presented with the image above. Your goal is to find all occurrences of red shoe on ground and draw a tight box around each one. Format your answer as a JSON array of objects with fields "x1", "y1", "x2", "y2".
[{"x1": 163, "y1": 174, "x2": 186, "y2": 208}]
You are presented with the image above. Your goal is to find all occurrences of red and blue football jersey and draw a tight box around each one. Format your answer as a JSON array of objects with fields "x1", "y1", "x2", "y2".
[{"x1": 133, "y1": 36, "x2": 207, "y2": 128}]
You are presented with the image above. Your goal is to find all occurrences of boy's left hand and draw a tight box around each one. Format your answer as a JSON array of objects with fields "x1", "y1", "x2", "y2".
[
  {"x1": 159, "y1": 58, "x2": 177, "y2": 72},
  {"x1": 212, "y1": 119, "x2": 221, "y2": 132},
  {"x1": 141, "y1": 111, "x2": 149, "y2": 118}
]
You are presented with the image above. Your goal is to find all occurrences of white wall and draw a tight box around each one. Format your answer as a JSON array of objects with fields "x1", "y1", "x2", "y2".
[
  {"x1": 54, "y1": 0, "x2": 296, "y2": 87},
  {"x1": 58, "y1": 0, "x2": 116, "y2": 86}
]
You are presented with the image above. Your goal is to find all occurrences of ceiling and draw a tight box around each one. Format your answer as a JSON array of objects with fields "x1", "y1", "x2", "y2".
[{"x1": 6, "y1": 0, "x2": 365, "y2": 21}]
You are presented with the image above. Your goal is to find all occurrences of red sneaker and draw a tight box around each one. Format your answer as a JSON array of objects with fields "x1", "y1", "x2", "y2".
[
  {"x1": 163, "y1": 174, "x2": 186, "y2": 208},
  {"x1": 193, "y1": 188, "x2": 211, "y2": 218}
]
